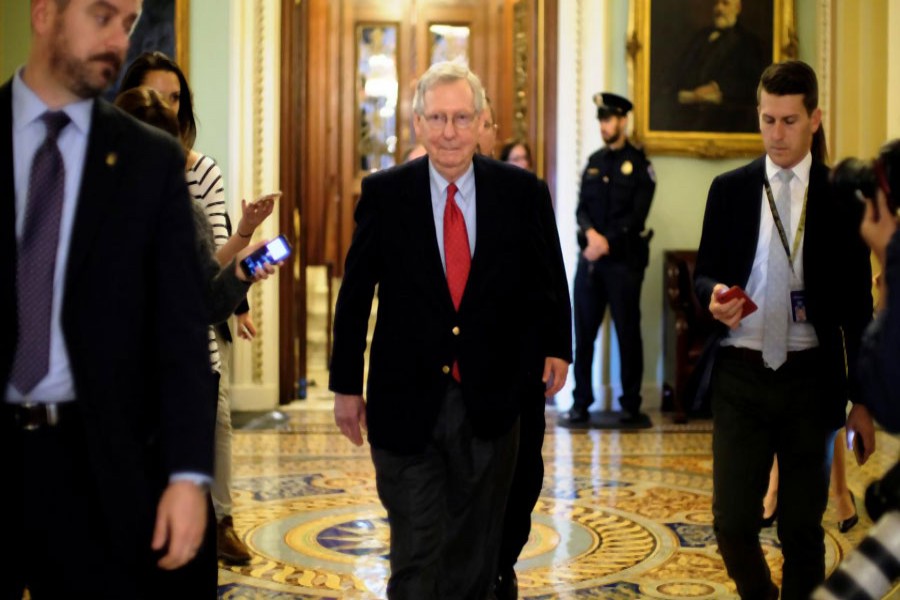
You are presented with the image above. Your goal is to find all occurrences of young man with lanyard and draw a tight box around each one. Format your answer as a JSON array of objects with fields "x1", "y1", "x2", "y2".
[{"x1": 693, "y1": 60, "x2": 875, "y2": 599}]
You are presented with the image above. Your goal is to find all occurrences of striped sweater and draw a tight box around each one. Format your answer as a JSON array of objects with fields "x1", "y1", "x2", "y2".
[{"x1": 186, "y1": 154, "x2": 230, "y2": 373}]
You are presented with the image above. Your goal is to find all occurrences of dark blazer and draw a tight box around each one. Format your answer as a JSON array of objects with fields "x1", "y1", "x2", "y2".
[
  {"x1": 0, "y1": 80, "x2": 214, "y2": 574},
  {"x1": 694, "y1": 156, "x2": 872, "y2": 428},
  {"x1": 859, "y1": 231, "x2": 900, "y2": 432},
  {"x1": 330, "y1": 155, "x2": 572, "y2": 453}
]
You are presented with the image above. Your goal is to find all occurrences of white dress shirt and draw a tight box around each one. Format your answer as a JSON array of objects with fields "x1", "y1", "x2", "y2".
[{"x1": 725, "y1": 151, "x2": 819, "y2": 351}]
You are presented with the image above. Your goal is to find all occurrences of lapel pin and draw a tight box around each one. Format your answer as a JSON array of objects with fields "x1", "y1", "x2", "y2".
[{"x1": 106, "y1": 152, "x2": 118, "y2": 167}]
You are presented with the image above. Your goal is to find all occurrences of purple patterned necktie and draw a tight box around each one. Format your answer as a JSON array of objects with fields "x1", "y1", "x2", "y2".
[{"x1": 11, "y1": 111, "x2": 70, "y2": 395}]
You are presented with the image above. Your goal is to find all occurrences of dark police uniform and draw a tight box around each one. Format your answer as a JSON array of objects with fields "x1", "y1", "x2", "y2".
[{"x1": 569, "y1": 93, "x2": 656, "y2": 423}]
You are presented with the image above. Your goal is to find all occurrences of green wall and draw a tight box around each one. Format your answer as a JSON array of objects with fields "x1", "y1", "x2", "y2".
[
  {"x1": 0, "y1": 0, "x2": 232, "y2": 183},
  {"x1": 1, "y1": 2, "x2": 32, "y2": 80},
  {"x1": 189, "y1": 0, "x2": 232, "y2": 185}
]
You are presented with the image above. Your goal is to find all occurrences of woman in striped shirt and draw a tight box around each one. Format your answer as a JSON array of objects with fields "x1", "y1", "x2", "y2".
[{"x1": 119, "y1": 52, "x2": 277, "y2": 566}]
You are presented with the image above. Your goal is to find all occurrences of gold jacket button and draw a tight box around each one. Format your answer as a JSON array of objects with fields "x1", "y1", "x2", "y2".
[
  {"x1": 452, "y1": 326, "x2": 460, "y2": 336},
  {"x1": 442, "y1": 365, "x2": 451, "y2": 375}
]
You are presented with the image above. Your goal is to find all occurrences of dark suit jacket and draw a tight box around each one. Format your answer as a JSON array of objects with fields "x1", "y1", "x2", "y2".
[
  {"x1": 694, "y1": 156, "x2": 872, "y2": 428},
  {"x1": 330, "y1": 155, "x2": 572, "y2": 453},
  {"x1": 859, "y1": 231, "x2": 900, "y2": 432},
  {"x1": 0, "y1": 80, "x2": 214, "y2": 574}
]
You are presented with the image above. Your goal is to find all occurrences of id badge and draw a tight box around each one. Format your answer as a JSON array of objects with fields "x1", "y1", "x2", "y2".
[{"x1": 790, "y1": 290, "x2": 807, "y2": 323}]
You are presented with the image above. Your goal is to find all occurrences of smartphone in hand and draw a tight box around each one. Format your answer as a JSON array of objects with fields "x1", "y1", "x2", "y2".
[
  {"x1": 716, "y1": 285, "x2": 759, "y2": 318},
  {"x1": 849, "y1": 429, "x2": 866, "y2": 465},
  {"x1": 240, "y1": 235, "x2": 291, "y2": 278}
]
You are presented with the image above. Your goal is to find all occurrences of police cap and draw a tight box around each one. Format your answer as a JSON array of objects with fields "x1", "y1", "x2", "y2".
[{"x1": 593, "y1": 92, "x2": 633, "y2": 119}]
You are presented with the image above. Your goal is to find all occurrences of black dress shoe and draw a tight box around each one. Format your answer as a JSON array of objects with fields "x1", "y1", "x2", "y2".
[
  {"x1": 839, "y1": 491, "x2": 859, "y2": 533},
  {"x1": 494, "y1": 569, "x2": 518, "y2": 600},
  {"x1": 564, "y1": 406, "x2": 590, "y2": 423}
]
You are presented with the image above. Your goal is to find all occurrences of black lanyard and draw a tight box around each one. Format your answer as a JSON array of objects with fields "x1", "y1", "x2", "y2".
[{"x1": 763, "y1": 175, "x2": 808, "y2": 276}]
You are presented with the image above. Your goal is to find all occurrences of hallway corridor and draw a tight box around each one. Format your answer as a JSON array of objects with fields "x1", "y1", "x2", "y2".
[{"x1": 216, "y1": 405, "x2": 900, "y2": 599}]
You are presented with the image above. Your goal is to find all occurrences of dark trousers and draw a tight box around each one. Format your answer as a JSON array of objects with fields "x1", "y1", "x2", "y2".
[
  {"x1": 497, "y1": 387, "x2": 546, "y2": 574},
  {"x1": 371, "y1": 383, "x2": 519, "y2": 600},
  {"x1": 3, "y1": 401, "x2": 121, "y2": 599},
  {"x1": 711, "y1": 348, "x2": 834, "y2": 600},
  {"x1": 2, "y1": 388, "x2": 218, "y2": 599},
  {"x1": 573, "y1": 256, "x2": 645, "y2": 414}
]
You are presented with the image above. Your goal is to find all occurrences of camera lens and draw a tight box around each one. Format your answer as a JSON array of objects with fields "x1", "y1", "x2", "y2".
[{"x1": 831, "y1": 158, "x2": 878, "y2": 206}]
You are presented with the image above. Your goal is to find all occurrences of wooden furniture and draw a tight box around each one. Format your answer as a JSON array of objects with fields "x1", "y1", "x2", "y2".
[{"x1": 662, "y1": 250, "x2": 715, "y2": 423}]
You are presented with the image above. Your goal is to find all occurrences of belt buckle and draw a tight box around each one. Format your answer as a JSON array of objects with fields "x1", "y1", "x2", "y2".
[
  {"x1": 18, "y1": 402, "x2": 57, "y2": 430},
  {"x1": 19, "y1": 402, "x2": 41, "y2": 431}
]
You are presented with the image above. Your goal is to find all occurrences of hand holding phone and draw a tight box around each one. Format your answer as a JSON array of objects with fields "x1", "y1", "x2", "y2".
[
  {"x1": 848, "y1": 429, "x2": 866, "y2": 466},
  {"x1": 239, "y1": 234, "x2": 291, "y2": 279},
  {"x1": 716, "y1": 285, "x2": 758, "y2": 318}
]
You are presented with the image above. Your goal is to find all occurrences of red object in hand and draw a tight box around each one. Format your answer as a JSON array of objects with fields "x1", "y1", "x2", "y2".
[{"x1": 717, "y1": 285, "x2": 758, "y2": 318}]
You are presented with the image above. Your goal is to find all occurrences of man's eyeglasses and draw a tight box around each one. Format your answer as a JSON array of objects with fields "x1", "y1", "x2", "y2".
[{"x1": 421, "y1": 112, "x2": 477, "y2": 131}]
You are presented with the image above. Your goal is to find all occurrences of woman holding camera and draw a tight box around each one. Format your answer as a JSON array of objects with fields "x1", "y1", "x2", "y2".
[
  {"x1": 812, "y1": 140, "x2": 900, "y2": 598},
  {"x1": 857, "y1": 140, "x2": 900, "y2": 431}
]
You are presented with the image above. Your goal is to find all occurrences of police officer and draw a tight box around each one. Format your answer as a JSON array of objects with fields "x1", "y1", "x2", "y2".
[{"x1": 565, "y1": 92, "x2": 656, "y2": 425}]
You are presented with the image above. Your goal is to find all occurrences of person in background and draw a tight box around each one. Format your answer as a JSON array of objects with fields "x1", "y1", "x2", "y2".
[
  {"x1": 811, "y1": 140, "x2": 900, "y2": 600},
  {"x1": 119, "y1": 50, "x2": 277, "y2": 565},
  {"x1": 477, "y1": 96, "x2": 566, "y2": 600},
  {"x1": 694, "y1": 60, "x2": 874, "y2": 599},
  {"x1": 403, "y1": 143, "x2": 427, "y2": 162},
  {"x1": 477, "y1": 95, "x2": 499, "y2": 157},
  {"x1": 2, "y1": 0, "x2": 213, "y2": 596},
  {"x1": 565, "y1": 92, "x2": 656, "y2": 426},
  {"x1": 114, "y1": 86, "x2": 283, "y2": 591},
  {"x1": 330, "y1": 61, "x2": 571, "y2": 599},
  {"x1": 761, "y1": 439, "x2": 860, "y2": 533},
  {"x1": 857, "y1": 139, "x2": 900, "y2": 430},
  {"x1": 500, "y1": 140, "x2": 533, "y2": 171}
]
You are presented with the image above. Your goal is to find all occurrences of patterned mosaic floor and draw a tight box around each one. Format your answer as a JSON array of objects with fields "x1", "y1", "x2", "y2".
[{"x1": 218, "y1": 406, "x2": 900, "y2": 599}]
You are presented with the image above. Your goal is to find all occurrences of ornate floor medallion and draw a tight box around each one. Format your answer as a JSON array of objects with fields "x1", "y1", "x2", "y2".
[{"x1": 217, "y1": 409, "x2": 899, "y2": 598}]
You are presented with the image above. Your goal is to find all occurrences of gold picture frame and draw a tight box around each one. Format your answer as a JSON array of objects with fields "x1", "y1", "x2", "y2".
[
  {"x1": 175, "y1": 0, "x2": 190, "y2": 79},
  {"x1": 628, "y1": 0, "x2": 797, "y2": 158}
]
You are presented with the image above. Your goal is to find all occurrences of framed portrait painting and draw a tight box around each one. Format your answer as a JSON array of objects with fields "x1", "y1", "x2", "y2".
[
  {"x1": 629, "y1": 0, "x2": 796, "y2": 157},
  {"x1": 106, "y1": 0, "x2": 190, "y2": 100}
]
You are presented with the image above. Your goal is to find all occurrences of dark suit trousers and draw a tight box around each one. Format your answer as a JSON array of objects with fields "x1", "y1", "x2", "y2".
[
  {"x1": 2, "y1": 393, "x2": 217, "y2": 599},
  {"x1": 371, "y1": 383, "x2": 519, "y2": 600},
  {"x1": 3, "y1": 401, "x2": 119, "y2": 599},
  {"x1": 573, "y1": 256, "x2": 645, "y2": 413},
  {"x1": 497, "y1": 386, "x2": 546, "y2": 574},
  {"x1": 711, "y1": 349, "x2": 834, "y2": 600}
]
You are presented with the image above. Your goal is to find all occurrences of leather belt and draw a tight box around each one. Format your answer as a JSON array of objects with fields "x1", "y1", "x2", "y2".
[
  {"x1": 5, "y1": 401, "x2": 78, "y2": 431},
  {"x1": 719, "y1": 346, "x2": 820, "y2": 369}
]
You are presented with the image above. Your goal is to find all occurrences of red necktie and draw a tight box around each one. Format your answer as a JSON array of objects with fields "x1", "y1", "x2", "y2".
[{"x1": 443, "y1": 183, "x2": 470, "y2": 381}]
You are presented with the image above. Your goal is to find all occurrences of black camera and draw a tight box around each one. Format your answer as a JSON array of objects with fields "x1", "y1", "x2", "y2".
[
  {"x1": 830, "y1": 139, "x2": 900, "y2": 219},
  {"x1": 812, "y1": 509, "x2": 900, "y2": 599},
  {"x1": 811, "y1": 463, "x2": 900, "y2": 598},
  {"x1": 866, "y1": 461, "x2": 900, "y2": 522}
]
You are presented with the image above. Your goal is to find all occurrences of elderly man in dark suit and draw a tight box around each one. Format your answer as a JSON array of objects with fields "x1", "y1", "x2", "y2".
[
  {"x1": 1, "y1": 0, "x2": 215, "y2": 597},
  {"x1": 694, "y1": 60, "x2": 874, "y2": 599},
  {"x1": 330, "y1": 61, "x2": 572, "y2": 599}
]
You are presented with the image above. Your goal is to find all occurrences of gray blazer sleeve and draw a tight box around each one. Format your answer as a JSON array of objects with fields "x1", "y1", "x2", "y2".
[{"x1": 191, "y1": 203, "x2": 251, "y2": 324}]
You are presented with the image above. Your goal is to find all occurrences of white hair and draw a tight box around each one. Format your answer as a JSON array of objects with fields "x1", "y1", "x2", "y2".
[{"x1": 412, "y1": 61, "x2": 485, "y2": 116}]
